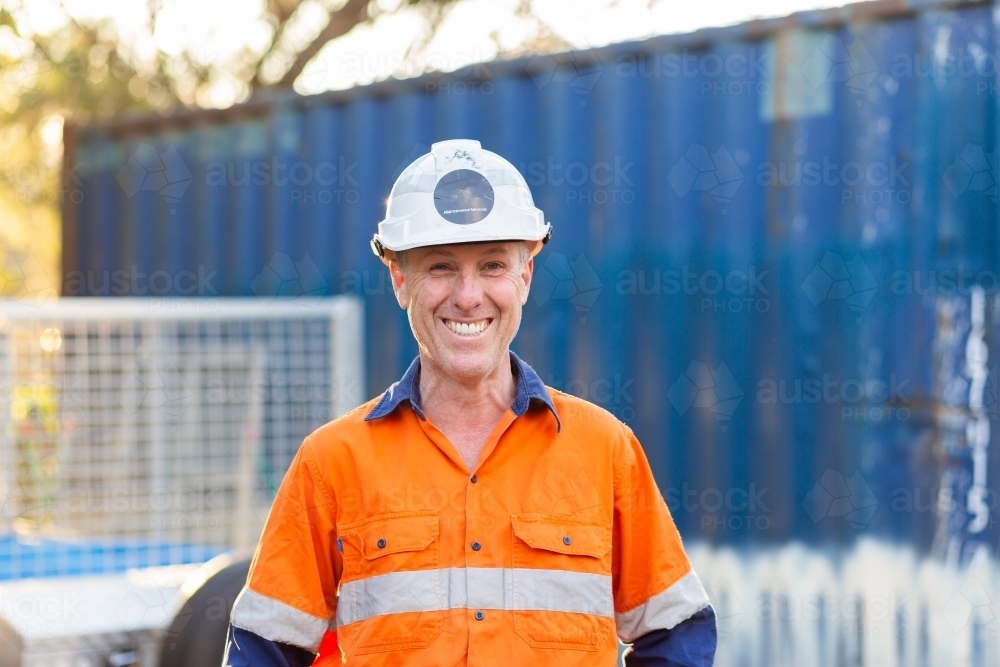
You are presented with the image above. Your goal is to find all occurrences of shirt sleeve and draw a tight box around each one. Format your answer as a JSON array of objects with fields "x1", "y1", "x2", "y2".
[
  {"x1": 612, "y1": 424, "x2": 715, "y2": 662},
  {"x1": 622, "y1": 606, "x2": 718, "y2": 666},
  {"x1": 228, "y1": 436, "x2": 340, "y2": 653},
  {"x1": 222, "y1": 626, "x2": 317, "y2": 667}
]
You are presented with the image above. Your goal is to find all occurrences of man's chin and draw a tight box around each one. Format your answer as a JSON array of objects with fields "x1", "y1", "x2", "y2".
[{"x1": 435, "y1": 349, "x2": 507, "y2": 381}]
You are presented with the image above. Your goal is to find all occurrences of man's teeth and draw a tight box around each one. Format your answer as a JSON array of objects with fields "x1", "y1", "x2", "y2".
[{"x1": 445, "y1": 319, "x2": 489, "y2": 336}]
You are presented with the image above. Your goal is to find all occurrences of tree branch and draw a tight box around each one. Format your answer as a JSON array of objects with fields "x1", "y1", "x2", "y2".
[
  {"x1": 273, "y1": 0, "x2": 371, "y2": 88},
  {"x1": 249, "y1": 0, "x2": 308, "y2": 90}
]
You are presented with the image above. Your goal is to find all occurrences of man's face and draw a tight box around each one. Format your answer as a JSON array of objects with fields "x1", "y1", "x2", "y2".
[{"x1": 390, "y1": 242, "x2": 533, "y2": 381}]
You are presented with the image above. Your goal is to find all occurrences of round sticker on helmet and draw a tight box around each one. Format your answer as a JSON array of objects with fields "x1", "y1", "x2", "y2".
[{"x1": 433, "y1": 169, "x2": 494, "y2": 225}]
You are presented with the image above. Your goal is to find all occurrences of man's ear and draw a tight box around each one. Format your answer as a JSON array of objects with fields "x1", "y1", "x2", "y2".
[
  {"x1": 389, "y1": 260, "x2": 410, "y2": 309},
  {"x1": 520, "y1": 255, "x2": 534, "y2": 306}
]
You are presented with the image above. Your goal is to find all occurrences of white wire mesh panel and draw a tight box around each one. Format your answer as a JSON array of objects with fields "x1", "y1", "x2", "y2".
[{"x1": 0, "y1": 298, "x2": 364, "y2": 579}]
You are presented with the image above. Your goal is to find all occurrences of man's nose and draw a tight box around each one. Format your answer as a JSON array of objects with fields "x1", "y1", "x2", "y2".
[{"x1": 451, "y1": 269, "x2": 484, "y2": 311}]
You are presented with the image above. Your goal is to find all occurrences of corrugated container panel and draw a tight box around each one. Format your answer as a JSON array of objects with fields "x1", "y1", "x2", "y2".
[{"x1": 63, "y1": 0, "x2": 1000, "y2": 556}]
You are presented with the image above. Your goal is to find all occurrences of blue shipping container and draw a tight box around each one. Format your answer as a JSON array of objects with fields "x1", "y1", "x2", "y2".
[{"x1": 63, "y1": 0, "x2": 1000, "y2": 561}]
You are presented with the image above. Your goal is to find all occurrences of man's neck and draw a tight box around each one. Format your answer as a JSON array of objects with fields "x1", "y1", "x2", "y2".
[{"x1": 418, "y1": 352, "x2": 517, "y2": 470}]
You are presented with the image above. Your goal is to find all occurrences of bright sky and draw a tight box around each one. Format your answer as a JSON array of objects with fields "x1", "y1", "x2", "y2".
[{"x1": 20, "y1": 0, "x2": 851, "y2": 102}]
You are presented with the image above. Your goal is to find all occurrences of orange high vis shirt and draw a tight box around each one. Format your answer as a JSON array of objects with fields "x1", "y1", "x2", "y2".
[{"x1": 230, "y1": 352, "x2": 711, "y2": 665}]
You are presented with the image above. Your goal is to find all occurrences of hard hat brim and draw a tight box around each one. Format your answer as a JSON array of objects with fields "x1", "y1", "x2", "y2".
[{"x1": 372, "y1": 226, "x2": 551, "y2": 265}]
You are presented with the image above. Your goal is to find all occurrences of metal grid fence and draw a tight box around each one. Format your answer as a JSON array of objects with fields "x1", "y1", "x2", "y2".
[{"x1": 0, "y1": 298, "x2": 364, "y2": 579}]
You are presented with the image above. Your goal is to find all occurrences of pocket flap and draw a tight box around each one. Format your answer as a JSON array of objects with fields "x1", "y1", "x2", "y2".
[
  {"x1": 341, "y1": 512, "x2": 439, "y2": 560},
  {"x1": 511, "y1": 514, "x2": 611, "y2": 558}
]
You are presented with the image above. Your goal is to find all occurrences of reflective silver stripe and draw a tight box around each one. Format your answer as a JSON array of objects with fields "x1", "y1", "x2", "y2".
[
  {"x1": 336, "y1": 567, "x2": 613, "y2": 627},
  {"x1": 230, "y1": 586, "x2": 330, "y2": 652},
  {"x1": 615, "y1": 570, "x2": 712, "y2": 643}
]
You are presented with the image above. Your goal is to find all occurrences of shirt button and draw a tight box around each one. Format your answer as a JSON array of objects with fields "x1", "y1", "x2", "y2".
[
  {"x1": 470, "y1": 474, "x2": 478, "y2": 483},
  {"x1": 377, "y1": 538, "x2": 386, "y2": 549},
  {"x1": 475, "y1": 610, "x2": 485, "y2": 621},
  {"x1": 471, "y1": 541, "x2": 482, "y2": 551},
  {"x1": 563, "y1": 536, "x2": 572, "y2": 545}
]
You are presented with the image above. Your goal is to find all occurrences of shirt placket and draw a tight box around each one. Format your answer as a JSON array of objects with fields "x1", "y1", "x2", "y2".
[
  {"x1": 463, "y1": 409, "x2": 518, "y2": 666},
  {"x1": 413, "y1": 406, "x2": 520, "y2": 665}
]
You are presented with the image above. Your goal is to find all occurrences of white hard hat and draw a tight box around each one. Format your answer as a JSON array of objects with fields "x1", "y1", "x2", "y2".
[{"x1": 371, "y1": 139, "x2": 552, "y2": 263}]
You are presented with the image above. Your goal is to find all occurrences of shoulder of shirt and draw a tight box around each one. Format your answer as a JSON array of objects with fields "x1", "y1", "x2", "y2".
[
  {"x1": 300, "y1": 396, "x2": 384, "y2": 452},
  {"x1": 545, "y1": 386, "x2": 632, "y2": 437}
]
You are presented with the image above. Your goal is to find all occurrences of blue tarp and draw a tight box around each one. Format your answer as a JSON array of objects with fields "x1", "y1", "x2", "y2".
[{"x1": 0, "y1": 533, "x2": 225, "y2": 580}]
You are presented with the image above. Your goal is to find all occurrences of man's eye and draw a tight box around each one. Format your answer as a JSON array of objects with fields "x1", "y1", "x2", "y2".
[
  {"x1": 430, "y1": 264, "x2": 450, "y2": 271},
  {"x1": 484, "y1": 262, "x2": 504, "y2": 271}
]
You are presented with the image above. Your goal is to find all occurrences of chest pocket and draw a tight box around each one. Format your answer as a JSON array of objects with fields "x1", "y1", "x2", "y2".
[
  {"x1": 510, "y1": 513, "x2": 614, "y2": 651},
  {"x1": 336, "y1": 511, "x2": 442, "y2": 654}
]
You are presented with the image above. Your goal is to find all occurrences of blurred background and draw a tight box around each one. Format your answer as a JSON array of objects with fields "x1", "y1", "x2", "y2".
[{"x1": 3, "y1": 0, "x2": 1000, "y2": 665}]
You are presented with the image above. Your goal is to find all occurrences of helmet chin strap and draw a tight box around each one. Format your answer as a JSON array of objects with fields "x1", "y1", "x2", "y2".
[
  {"x1": 528, "y1": 227, "x2": 553, "y2": 256},
  {"x1": 370, "y1": 236, "x2": 391, "y2": 263}
]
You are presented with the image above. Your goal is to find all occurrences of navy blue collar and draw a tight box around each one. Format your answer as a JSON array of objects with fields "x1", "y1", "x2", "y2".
[{"x1": 364, "y1": 351, "x2": 561, "y2": 431}]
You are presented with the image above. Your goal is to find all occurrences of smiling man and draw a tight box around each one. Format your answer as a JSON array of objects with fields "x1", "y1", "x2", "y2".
[{"x1": 223, "y1": 140, "x2": 717, "y2": 666}]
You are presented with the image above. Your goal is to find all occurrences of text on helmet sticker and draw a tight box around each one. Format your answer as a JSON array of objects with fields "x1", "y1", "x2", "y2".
[{"x1": 433, "y1": 169, "x2": 495, "y2": 225}]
